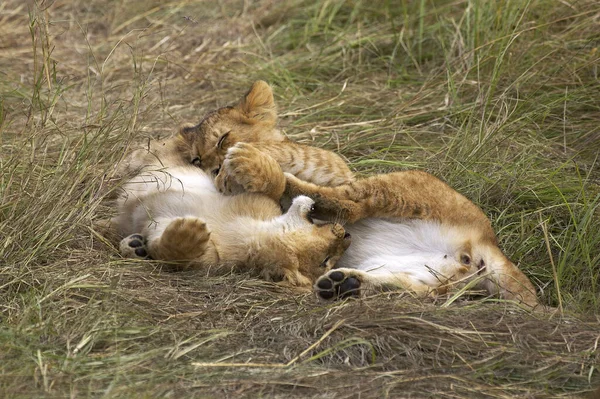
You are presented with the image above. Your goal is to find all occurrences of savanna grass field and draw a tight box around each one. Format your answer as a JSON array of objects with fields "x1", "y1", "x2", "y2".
[{"x1": 1, "y1": 0, "x2": 599, "y2": 397}]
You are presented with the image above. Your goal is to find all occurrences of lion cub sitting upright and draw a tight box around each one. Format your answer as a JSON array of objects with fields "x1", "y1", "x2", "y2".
[{"x1": 108, "y1": 86, "x2": 350, "y2": 287}]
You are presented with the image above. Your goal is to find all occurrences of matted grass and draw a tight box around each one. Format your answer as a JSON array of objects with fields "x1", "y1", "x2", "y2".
[{"x1": 0, "y1": 0, "x2": 599, "y2": 397}]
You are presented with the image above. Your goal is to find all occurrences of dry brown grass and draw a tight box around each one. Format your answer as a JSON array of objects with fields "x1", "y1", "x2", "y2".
[{"x1": 1, "y1": 0, "x2": 599, "y2": 397}]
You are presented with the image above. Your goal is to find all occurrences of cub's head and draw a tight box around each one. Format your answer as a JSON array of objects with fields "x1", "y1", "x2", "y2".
[
  {"x1": 466, "y1": 244, "x2": 539, "y2": 308},
  {"x1": 256, "y1": 196, "x2": 352, "y2": 287},
  {"x1": 177, "y1": 80, "x2": 285, "y2": 172},
  {"x1": 449, "y1": 233, "x2": 538, "y2": 308}
]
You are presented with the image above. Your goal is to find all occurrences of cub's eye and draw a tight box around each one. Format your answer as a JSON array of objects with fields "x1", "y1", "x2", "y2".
[
  {"x1": 461, "y1": 254, "x2": 471, "y2": 265},
  {"x1": 320, "y1": 256, "x2": 331, "y2": 268},
  {"x1": 212, "y1": 167, "x2": 221, "y2": 177},
  {"x1": 217, "y1": 131, "x2": 231, "y2": 149},
  {"x1": 191, "y1": 157, "x2": 201, "y2": 167},
  {"x1": 305, "y1": 203, "x2": 317, "y2": 224}
]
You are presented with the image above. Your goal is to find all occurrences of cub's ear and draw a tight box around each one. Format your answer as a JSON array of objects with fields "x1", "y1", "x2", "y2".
[
  {"x1": 178, "y1": 123, "x2": 199, "y2": 144},
  {"x1": 237, "y1": 80, "x2": 277, "y2": 126}
]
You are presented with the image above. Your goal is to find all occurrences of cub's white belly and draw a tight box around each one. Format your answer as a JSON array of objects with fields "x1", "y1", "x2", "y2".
[
  {"x1": 339, "y1": 219, "x2": 463, "y2": 285},
  {"x1": 117, "y1": 167, "x2": 225, "y2": 236}
]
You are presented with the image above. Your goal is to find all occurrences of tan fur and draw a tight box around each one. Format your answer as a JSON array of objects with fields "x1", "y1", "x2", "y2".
[
  {"x1": 108, "y1": 130, "x2": 350, "y2": 288},
  {"x1": 178, "y1": 80, "x2": 354, "y2": 187},
  {"x1": 179, "y1": 80, "x2": 285, "y2": 157},
  {"x1": 284, "y1": 167, "x2": 537, "y2": 307},
  {"x1": 214, "y1": 142, "x2": 286, "y2": 202},
  {"x1": 189, "y1": 81, "x2": 539, "y2": 308},
  {"x1": 285, "y1": 171, "x2": 497, "y2": 243}
]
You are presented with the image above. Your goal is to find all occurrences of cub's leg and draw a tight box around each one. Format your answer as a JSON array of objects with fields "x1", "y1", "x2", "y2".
[
  {"x1": 252, "y1": 141, "x2": 355, "y2": 186},
  {"x1": 285, "y1": 171, "x2": 492, "y2": 234},
  {"x1": 146, "y1": 217, "x2": 214, "y2": 263},
  {"x1": 215, "y1": 143, "x2": 286, "y2": 202},
  {"x1": 314, "y1": 268, "x2": 435, "y2": 300}
]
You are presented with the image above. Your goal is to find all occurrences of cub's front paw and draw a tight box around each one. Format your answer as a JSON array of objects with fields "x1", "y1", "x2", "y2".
[
  {"x1": 158, "y1": 217, "x2": 211, "y2": 261},
  {"x1": 120, "y1": 234, "x2": 150, "y2": 259},
  {"x1": 217, "y1": 143, "x2": 285, "y2": 200},
  {"x1": 315, "y1": 269, "x2": 361, "y2": 301}
]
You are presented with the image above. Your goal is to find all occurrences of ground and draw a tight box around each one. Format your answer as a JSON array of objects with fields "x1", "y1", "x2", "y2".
[{"x1": 0, "y1": 0, "x2": 599, "y2": 397}]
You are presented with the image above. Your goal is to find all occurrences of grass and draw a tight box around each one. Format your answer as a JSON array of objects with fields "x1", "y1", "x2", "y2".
[{"x1": 0, "y1": 0, "x2": 599, "y2": 397}]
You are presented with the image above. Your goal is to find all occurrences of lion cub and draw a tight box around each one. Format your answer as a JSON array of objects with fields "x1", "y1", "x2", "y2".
[
  {"x1": 108, "y1": 101, "x2": 350, "y2": 288},
  {"x1": 179, "y1": 80, "x2": 355, "y2": 191},
  {"x1": 190, "y1": 81, "x2": 539, "y2": 308},
  {"x1": 283, "y1": 171, "x2": 539, "y2": 307}
]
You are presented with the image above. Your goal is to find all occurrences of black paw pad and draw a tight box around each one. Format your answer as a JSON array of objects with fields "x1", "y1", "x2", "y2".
[
  {"x1": 120, "y1": 234, "x2": 151, "y2": 260},
  {"x1": 339, "y1": 277, "x2": 360, "y2": 298},
  {"x1": 128, "y1": 239, "x2": 143, "y2": 248},
  {"x1": 135, "y1": 248, "x2": 148, "y2": 257},
  {"x1": 329, "y1": 271, "x2": 345, "y2": 282},
  {"x1": 317, "y1": 278, "x2": 333, "y2": 290},
  {"x1": 319, "y1": 290, "x2": 335, "y2": 300},
  {"x1": 314, "y1": 271, "x2": 361, "y2": 301}
]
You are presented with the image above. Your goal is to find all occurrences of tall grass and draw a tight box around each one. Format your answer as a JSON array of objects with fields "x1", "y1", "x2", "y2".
[{"x1": 0, "y1": 0, "x2": 598, "y2": 397}]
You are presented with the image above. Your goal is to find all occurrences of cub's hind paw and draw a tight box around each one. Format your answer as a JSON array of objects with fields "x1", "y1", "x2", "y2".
[
  {"x1": 158, "y1": 217, "x2": 211, "y2": 260},
  {"x1": 315, "y1": 269, "x2": 361, "y2": 301},
  {"x1": 120, "y1": 234, "x2": 151, "y2": 259}
]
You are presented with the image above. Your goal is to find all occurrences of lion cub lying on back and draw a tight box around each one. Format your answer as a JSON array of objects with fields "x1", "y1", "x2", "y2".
[
  {"x1": 188, "y1": 81, "x2": 539, "y2": 308},
  {"x1": 108, "y1": 86, "x2": 350, "y2": 287}
]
